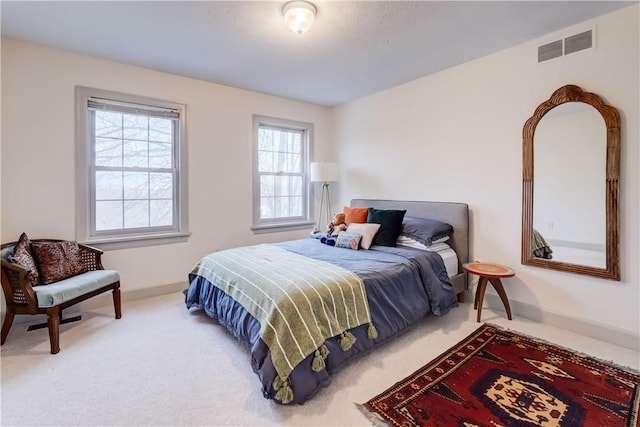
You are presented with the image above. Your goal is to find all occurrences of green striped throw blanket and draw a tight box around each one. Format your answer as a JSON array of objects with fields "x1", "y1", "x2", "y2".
[
  {"x1": 532, "y1": 228, "x2": 553, "y2": 259},
  {"x1": 190, "y1": 244, "x2": 376, "y2": 403}
]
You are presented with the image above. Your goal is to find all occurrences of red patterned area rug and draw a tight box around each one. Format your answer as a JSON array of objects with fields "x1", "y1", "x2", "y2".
[{"x1": 360, "y1": 324, "x2": 640, "y2": 427}]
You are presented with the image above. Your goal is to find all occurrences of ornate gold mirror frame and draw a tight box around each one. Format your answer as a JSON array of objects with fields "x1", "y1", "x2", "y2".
[{"x1": 522, "y1": 84, "x2": 620, "y2": 280}]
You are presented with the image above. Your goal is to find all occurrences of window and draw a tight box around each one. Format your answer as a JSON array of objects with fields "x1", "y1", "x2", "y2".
[
  {"x1": 75, "y1": 87, "x2": 189, "y2": 249},
  {"x1": 252, "y1": 115, "x2": 314, "y2": 231}
]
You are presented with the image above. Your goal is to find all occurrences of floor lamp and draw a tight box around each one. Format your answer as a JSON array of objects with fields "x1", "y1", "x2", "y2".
[{"x1": 310, "y1": 162, "x2": 339, "y2": 233}]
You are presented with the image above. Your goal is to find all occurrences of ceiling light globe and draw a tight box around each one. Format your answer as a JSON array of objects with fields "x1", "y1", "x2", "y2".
[{"x1": 283, "y1": 1, "x2": 316, "y2": 35}]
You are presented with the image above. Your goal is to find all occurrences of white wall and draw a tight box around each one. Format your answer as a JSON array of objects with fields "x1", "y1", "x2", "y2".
[
  {"x1": 2, "y1": 6, "x2": 638, "y2": 348},
  {"x1": 1, "y1": 39, "x2": 333, "y2": 294},
  {"x1": 333, "y1": 6, "x2": 639, "y2": 343}
]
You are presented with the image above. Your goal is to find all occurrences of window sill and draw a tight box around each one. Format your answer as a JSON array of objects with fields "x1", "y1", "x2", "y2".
[
  {"x1": 83, "y1": 232, "x2": 191, "y2": 251},
  {"x1": 251, "y1": 221, "x2": 315, "y2": 235}
]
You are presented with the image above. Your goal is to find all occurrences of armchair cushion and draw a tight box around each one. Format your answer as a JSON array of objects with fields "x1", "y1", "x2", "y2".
[
  {"x1": 10, "y1": 233, "x2": 40, "y2": 286},
  {"x1": 33, "y1": 269, "x2": 120, "y2": 308},
  {"x1": 32, "y1": 241, "x2": 86, "y2": 285}
]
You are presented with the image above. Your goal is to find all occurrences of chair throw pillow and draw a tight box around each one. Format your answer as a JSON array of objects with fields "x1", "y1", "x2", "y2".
[
  {"x1": 32, "y1": 241, "x2": 87, "y2": 285},
  {"x1": 10, "y1": 232, "x2": 41, "y2": 286}
]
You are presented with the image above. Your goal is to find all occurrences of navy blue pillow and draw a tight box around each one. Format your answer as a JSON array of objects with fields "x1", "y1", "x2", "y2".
[
  {"x1": 401, "y1": 216, "x2": 453, "y2": 246},
  {"x1": 367, "y1": 208, "x2": 406, "y2": 247}
]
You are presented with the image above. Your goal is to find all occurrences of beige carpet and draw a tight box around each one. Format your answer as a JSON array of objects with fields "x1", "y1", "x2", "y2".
[{"x1": 1, "y1": 292, "x2": 638, "y2": 426}]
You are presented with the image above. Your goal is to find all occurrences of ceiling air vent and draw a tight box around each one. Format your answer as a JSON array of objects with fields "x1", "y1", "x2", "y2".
[
  {"x1": 564, "y1": 30, "x2": 593, "y2": 55},
  {"x1": 538, "y1": 40, "x2": 563, "y2": 62},
  {"x1": 537, "y1": 28, "x2": 594, "y2": 63}
]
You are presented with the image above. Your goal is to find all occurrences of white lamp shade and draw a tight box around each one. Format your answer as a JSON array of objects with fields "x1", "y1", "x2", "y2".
[{"x1": 310, "y1": 162, "x2": 339, "y2": 182}]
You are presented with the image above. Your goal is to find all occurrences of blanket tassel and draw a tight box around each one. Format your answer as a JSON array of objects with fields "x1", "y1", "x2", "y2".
[
  {"x1": 273, "y1": 376, "x2": 294, "y2": 404},
  {"x1": 339, "y1": 331, "x2": 356, "y2": 351},
  {"x1": 319, "y1": 343, "x2": 329, "y2": 359},
  {"x1": 312, "y1": 349, "x2": 325, "y2": 372},
  {"x1": 311, "y1": 344, "x2": 330, "y2": 372},
  {"x1": 367, "y1": 323, "x2": 378, "y2": 340}
]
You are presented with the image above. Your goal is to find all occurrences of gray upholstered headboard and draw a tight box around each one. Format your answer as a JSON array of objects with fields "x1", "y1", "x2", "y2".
[{"x1": 350, "y1": 199, "x2": 469, "y2": 294}]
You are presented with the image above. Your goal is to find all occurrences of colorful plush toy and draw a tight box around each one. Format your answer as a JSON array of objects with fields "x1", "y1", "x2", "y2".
[
  {"x1": 326, "y1": 212, "x2": 347, "y2": 237},
  {"x1": 318, "y1": 212, "x2": 347, "y2": 246}
]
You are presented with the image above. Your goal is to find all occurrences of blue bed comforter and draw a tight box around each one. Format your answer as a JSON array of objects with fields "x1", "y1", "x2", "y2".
[{"x1": 185, "y1": 238, "x2": 458, "y2": 404}]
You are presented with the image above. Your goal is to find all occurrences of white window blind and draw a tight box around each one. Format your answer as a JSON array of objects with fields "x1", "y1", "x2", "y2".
[
  {"x1": 252, "y1": 115, "x2": 313, "y2": 231},
  {"x1": 76, "y1": 87, "x2": 189, "y2": 249}
]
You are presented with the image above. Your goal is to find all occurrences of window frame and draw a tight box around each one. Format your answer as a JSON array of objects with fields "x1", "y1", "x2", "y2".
[
  {"x1": 75, "y1": 86, "x2": 189, "y2": 250},
  {"x1": 251, "y1": 115, "x2": 315, "y2": 233}
]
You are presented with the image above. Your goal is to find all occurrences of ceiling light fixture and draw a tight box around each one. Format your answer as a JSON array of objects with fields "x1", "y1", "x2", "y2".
[{"x1": 283, "y1": 1, "x2": 316, "y2": 36}]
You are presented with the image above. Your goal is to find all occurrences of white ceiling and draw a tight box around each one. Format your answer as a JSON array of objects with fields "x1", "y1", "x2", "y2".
[{"x1": 1, "y1": 1, "x2": 634, "y2": 106}]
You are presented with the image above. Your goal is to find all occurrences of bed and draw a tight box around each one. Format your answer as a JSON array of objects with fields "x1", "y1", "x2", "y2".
[{"x1": 185, "y1": 199, "x2": 469, "y2": 404}]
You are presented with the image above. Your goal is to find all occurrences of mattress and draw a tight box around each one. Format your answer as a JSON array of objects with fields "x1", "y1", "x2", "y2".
[
  {"x1": 396, "y1": 236, "x2": 459, "y2": 278},
  {"x1": 436, "y1": 247, "x2": 459, "y2": 278}
]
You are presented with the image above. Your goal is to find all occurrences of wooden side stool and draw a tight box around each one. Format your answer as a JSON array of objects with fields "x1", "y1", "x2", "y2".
[{"x1": 463, "y1": 262, "x2": 514, "y2": 322}]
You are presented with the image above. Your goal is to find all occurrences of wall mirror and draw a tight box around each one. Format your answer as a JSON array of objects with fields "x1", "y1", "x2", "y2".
[{"x1": 521, "y1": 84, "x2": 620, "y2": 280}]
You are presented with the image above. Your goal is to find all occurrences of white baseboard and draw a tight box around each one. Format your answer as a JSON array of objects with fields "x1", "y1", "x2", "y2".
[
  {"x1": 4, "y1": 283, "x2": 637, "y2": 353},
  {"x1": 484, "y1": 293, "x2": 640, "y2": 352},
  {"x1": 1, "y1": 281, "x2": 188, "y2": 327},
  {"x1": 80, "y1": 281, "x2": 187, "y2": 310}
]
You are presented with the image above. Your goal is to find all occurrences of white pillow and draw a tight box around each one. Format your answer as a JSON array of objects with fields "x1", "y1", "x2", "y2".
[
  {"x1": 397, "y1": 235, "x2": 451, "y2": 252},
  {"x1": 346, "y1": 223, "x2": 381, "y2": 250},
  {"x1": 431, "y1": 235, "x2": 450, "y2": 244}
]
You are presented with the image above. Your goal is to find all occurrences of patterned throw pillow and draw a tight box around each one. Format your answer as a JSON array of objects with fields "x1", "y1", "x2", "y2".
[
  {"x1": 336, "y1": 232, "x2": 362, "y2": 250},
  {"x1": 32, "y1": 241, "x2": 86, "y2": 285},
  {"x1": 10, "y1": 232, "x2": 40, "y2": 286}
]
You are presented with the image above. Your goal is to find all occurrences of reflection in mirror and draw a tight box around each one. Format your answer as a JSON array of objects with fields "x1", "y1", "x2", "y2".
[
  {"x1": 521, "y1": 85, "x2": 620, "y2": 280},
  {"x1": 533, "y1": 102, "x2": 606, "y2": 268}
]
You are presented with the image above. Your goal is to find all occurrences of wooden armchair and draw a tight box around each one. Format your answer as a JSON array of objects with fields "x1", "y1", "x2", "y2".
[{"x1": 1, "y1": 239, "x2": 121, "y2": 354}]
